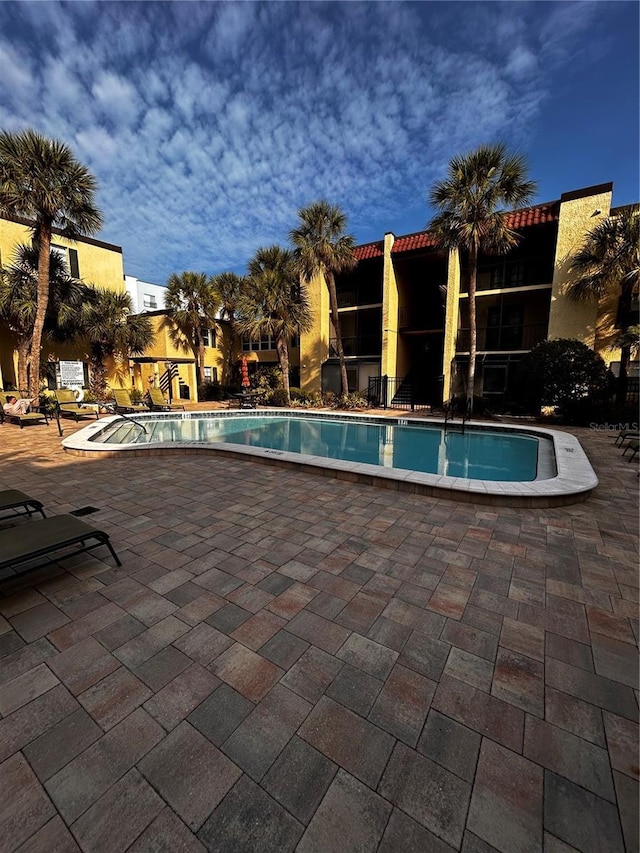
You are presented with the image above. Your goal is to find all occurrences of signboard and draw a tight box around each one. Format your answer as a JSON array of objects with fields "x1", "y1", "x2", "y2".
[{"x1": 58, "y1": 360, "x2": 85, "y2": 390}]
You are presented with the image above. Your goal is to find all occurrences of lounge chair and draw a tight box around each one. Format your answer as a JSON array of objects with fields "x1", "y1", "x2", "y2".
[
  {"x1": 54, "y1": 389, "x2": 99, "y2": 422},
  {"x1": 0, "y1": 402, "x2": 48, "y2": 428},
  {"x1": 0, "y1": 514, "x2": 121, "y2": 577},
  {"x1": 615, "y1": 430, "x2": 639, "y2": 446},
  {"x1": 622, "y1": 440, "x2": 639, "y2": 461},
  {"x1": 112, "y1": 389, "x2": 149, "y2": 414},
  {"x1": 0, "y1": 489, "x2": 46, "y2": 521},
  {"x1": 147, "y1": 387, "x2": 185, "y2": 411}
]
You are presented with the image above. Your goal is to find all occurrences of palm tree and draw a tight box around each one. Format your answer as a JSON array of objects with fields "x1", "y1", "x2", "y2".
[
  {"x1": 0, "y1": 129, "x2": 103, "y2": 396},
  {"x1": 290, "y1": 201, "x2": 357, "y2": 395},
  {"x1": 428, "y1": 143, "x2": 537, "y2": 413},
  {"x1": 81, "y1": 289, "x2": 154, "y2": 400},
  {"x1": 211, "y1": 271, "x2": 246, "y2": 384},
  {"x1": 237, "y1": 246, "x2": 313, "y2": 400},
  {"x1": 0, "y1": 243, "x2": 88, "y2": 391},
  {"x1": 164, "y1": 272, "x2": 219, "y2": 385},
  {"x1": 568, "y1": 207, "x2": 640, "y2": 404}
]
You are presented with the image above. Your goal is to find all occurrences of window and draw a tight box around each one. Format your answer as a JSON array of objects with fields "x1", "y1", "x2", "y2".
[
  {"x1": 242, "y1": 334, "x2": 274, "y2": 351},
  {"x1": 202, "y1": 328, "x2": 216, "y2": 348},
  {"x1": 290, "y1": 334, "x2": 300, "y2": 348},
  {"x1": 143, "y1": 294, "x2": 157, "y2": 309},
  {"x1": 203, "y1": 366, "x2": 218, "y2": 382}
]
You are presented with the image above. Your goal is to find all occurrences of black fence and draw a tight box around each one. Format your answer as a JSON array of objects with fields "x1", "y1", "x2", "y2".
[{"x1": 367, "y1": 375, "x2": 433, "y2": 411}]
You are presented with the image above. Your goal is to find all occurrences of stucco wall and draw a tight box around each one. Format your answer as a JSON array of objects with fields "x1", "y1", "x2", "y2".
[
  {"x1": 381, "y1": 233, "x2": 398, "y2": 378},
  {"x1": 300, "y1": 271, "x2": 328, "y2": 393},
  {"x1": 547, "y1": 189, "x2": 612, "y2": 346}
]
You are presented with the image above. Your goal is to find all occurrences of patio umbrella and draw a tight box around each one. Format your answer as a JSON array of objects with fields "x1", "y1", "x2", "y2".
[{"x1": 241, "y1": 355, "x2": 251, "y2": 389}]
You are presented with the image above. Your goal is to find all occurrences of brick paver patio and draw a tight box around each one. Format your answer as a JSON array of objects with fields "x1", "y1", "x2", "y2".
[{"x1": 0, "y1": 413, "x2": 637, "y2": 852}]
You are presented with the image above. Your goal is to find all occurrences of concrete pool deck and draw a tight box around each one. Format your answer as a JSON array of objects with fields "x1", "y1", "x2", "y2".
[
  {"x1": 0, "y1": 410, "x2": 637, "y2": 852},
  {"x1": 62, "y1": 409, "x2": 598, "y2": 508}
]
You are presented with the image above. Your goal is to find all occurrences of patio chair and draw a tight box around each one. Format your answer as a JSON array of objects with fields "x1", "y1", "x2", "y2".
[
  {"x1": 622, "y1": 440, "x2": 639, "y2": 462},
  {"x1": 0, "y1": 401, "x2": 49, "y2": 428},
  {"x1": 0, "y1": 514, "x2": 121, "y2": 577},
  {"x1": 112, "y1": 389, "x2": 149, "y2": 414},
  {"x1": 54, "y1": 389, "x2": 99, "y2": 422},
  {"x1": 0, "y1": 489, "x2": 46, "y2": 521},
  {"x1": 147, "y1": 387, "x2": 185, "y2": 411},
  {"x1": 614, "y1": 429, "x2": 639, "y2": 446}
]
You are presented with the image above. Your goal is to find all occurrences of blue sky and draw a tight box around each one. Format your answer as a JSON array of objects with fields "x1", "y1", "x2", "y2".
[{"x1": 1, "y1": 1, "x2": 638, "y2": 284}]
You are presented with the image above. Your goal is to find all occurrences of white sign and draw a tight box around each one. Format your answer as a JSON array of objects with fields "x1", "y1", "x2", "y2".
[{"x1": 58, "y1": 360, "x2": 85, "y2": 389}]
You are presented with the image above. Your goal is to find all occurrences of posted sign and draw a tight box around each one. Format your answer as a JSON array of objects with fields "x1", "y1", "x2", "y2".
[{"x1": 58, "y1": 360, "x2": 85, "y2": 390}]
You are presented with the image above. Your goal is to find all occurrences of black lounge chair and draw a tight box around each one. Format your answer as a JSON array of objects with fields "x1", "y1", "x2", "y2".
[
  {"x1": 614, "y1": 430, "x2": 639, "y2": 446},
  {"x1": 0, "y1": 514, "x2": 121, "y2": 576},
  {"x1": 147, "y1": 387, "x2": 185, "y2": 411},
  {"x1": 54, "y1": 389, "x2": 100, "y2": 422},
  {"x1": 0, "y1": 405, "x2": 49, "y2": 428},
  {"x1": 622, "y1": 440, "x2": 639, "y2": 462},
  {"x1": 0, "y1": 489, "x2": 46, "y2": 521}
]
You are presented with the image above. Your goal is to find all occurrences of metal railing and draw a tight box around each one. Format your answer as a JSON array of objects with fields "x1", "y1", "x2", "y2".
[
  {"x1": 456, "y1": 323, "x2": 547, "y2": 352},
  {"x1": 329, "y1": 336, "x2": 382, "y2": 358},
  {"x1": 367, "y1": 375, "x2": 433, "y2": 411}
]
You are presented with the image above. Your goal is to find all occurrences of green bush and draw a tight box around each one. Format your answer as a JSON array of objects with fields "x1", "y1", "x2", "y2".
[
  {"x1": 269, "y1": 388, "x2": 291, "y2": 407},
  {"x1": 198, "y1": 381, "x2": 224, "y2": 401},
  {"x1": 130, "y1": 388, "x2": 144, "y2": 403},
  {"x1": 330, "y1": 391, "x2": 369, "y2": 410},
  {"x1": 516, "y1": 339, "x2": 611, "y2": 416}
]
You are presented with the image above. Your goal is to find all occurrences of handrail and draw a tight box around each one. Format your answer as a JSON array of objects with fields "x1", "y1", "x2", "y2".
[{"x1": 102, "y1": 404, "x2": 148, "y2": 434}]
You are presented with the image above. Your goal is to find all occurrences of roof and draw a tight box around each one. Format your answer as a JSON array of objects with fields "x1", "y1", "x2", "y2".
[
  {"x1": 354, "y1": 200, "x2": 561, "y2": 259},
  {"x1": 353, "y1": 241, "x2": 384, "y2": 260}
]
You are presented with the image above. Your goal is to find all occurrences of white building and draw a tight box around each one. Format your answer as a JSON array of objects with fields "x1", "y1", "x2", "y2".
[{"x1": 124, "y1": 275, "x2": 167, "y2": 314}]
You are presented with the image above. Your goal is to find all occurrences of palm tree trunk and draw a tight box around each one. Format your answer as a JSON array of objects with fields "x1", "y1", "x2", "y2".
[
  {"x1": 198, "y1": 338, "x2": 206, "y2": 386},
  {"x1": 276, "y1": 334, "x2": 290, "y2": 400},
  {"x1": 28, "y1": 222, "x2": 52, "y2": 397},
  {"x1": 327, "y1": 271, "x2": 348, "y2": 395},
  {"x1": 89, "y1": 346, "x2": 107, "y2": 400},
  {"x1": 226, "y1": 318, "x2": 236, "y2": 385},
  {"x1": 17, "y1": 337, "x2": 30, "y2": 393},
  {"x1": 467, "y1": 244, "x2": 478, "y2": 415},
  {"x1": 616, "y1": 282, "x2": 634, "y2": 405}
]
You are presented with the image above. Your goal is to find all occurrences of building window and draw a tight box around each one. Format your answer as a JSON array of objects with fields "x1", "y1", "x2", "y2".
[
  {"x1": 143, "y1": 294, "x2": 157, "y2": 309},
  {"x1": 202, "y1": 328, "x2": 216, "y2": 348},
  {"x1": 242, "y1": 334, "x2": 275, "y2": 351},
  {"x1": 290, "y1": 334, "x2": 300, "y2": 348},
  {"x1": 50, "y1": 244, "x2": 80, "y2": 277},
  {"x1": 203, "y1": 366, "x2": 218, "y2": 382}
]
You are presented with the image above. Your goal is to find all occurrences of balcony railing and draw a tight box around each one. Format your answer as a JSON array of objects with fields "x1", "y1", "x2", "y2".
[
  {"x1": 329, "y1": 336, "x2": 382, "y2": 357},
  {"x1": 456, "y1": 323, "x2": 547, "y2": 352}
]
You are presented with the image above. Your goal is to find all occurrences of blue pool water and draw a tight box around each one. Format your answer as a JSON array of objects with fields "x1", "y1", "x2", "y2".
[{"x1": 98, "y1": 414, "x2": 542, "y2": 482}]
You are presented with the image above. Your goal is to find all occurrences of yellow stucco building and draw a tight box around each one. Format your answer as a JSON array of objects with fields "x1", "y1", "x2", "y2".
[
  {"x1": 1, "y1": 182, "x2": 636, "y2": 407},
  {"x1": 303, "y1": 182, "x2": 638, "y2": 409}
]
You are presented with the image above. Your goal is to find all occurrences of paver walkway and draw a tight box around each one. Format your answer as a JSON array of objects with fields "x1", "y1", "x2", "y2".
[{"x1": 0, "y1": 413, "x2": 638, "y2": 852}]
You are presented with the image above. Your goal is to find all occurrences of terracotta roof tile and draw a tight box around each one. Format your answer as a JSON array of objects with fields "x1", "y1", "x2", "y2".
[
  {"x1": 353, "y1": 241, "x2": 384, "y2": 260},
  {"x1": 391, "y1": 231, "x2": 438, "y2": 254},
  {"x1": 353, "y1": 201, "x2": 561, "y2": 259}
]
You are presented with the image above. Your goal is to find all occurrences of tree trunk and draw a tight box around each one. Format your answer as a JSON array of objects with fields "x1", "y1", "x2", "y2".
[
  {"x1": 89, "y1": 346, "x2": 107, "y2": 400},
  {"x1": 327, "y1": 271, "x2": 348, "y2": 395},
  {"x1": 226, "y1": 319, "x2": 235, "y2": 385},
  {"x1": 276, "y1": 333, "x2": 290, "y2": 400},
  {"x1": 467, "y1": 244, "x2": 478, "y2": 415},
  {"x1": 28, "y1": 222, "x2": 53, "y2": 398},
  {"x1": 17, "y1": 337, "x2": 30, "y2": 394},
  {"x1": 615, "y1": 282, "x2": 634, "y2": 405}
]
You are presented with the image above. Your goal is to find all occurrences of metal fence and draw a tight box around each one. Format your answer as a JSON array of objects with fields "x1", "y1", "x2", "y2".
[{"x1": 367, "y1": 375, "x2": 433, "y2": 411}]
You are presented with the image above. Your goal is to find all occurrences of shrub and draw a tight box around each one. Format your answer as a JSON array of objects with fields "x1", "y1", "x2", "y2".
[
  {"x1": 269, "y1": 388, "x2": 290, "y2": 407},
  {"x1": 330, "y1": 391, "x2": 369, "y2": 410},
  {"x1": 130, "y1": 388, "x2": 144, "y2": 403},
  {"x1": 516, "y1": 339, "x2": 611, "y2": 415},
  {"x1": 198, "y1": 381, "x2": 224, "y2": 401}
]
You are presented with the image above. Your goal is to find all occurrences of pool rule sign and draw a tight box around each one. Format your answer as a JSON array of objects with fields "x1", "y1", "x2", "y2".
[{"x1": 58, "y1": 360, "x2": 84, "y2": 391}]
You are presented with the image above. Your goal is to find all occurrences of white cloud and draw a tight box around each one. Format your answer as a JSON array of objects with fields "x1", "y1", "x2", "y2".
[{"x1": 0, "y1": 0, "x2": 634, "y2": 282}]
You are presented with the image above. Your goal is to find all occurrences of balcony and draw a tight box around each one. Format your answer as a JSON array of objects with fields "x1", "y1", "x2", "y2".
[
  {"x1": 456, "y1": 323, "x2": 547, "y2": 353},
  {"x1": 329, "y1": 336, "x2": 381, "y2": 357}
]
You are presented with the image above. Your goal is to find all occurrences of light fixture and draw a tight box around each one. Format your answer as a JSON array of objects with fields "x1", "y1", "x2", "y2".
[{"x1": 592, "y1": 208, "x2": 602, "y2": 217}]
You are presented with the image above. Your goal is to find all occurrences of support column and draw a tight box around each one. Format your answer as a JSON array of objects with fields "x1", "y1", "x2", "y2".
[
  {"x1": 381, "y1": 233, "x2": 398, "y2": 379},
  {"x1": 442, "y1": 249, "x2": 461, "y2": 402}
]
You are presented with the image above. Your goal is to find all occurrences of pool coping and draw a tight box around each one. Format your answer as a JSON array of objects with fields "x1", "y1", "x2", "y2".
[{"x1": 61, "y1": 409, "x2": 598, "y2": 507}]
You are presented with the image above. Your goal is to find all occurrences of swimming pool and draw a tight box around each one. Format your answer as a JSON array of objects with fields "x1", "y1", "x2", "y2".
[{"x1": 63, "y1": 410, "x2": 598, "y2": 506}]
